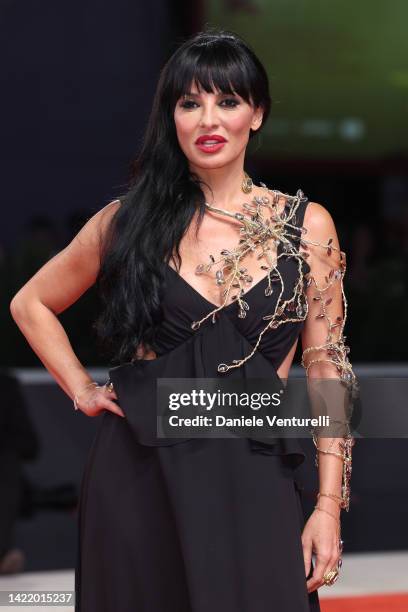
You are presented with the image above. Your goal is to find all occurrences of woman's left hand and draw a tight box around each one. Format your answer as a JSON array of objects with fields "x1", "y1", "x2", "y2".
[{"x1": 302, "y1": 508, "x2": 341, "y2": 593}]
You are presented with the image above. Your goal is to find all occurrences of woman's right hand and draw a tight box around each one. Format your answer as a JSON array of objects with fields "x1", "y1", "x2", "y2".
[{"x1": 76, "y1": 383, "x2": 125, "y2": 418}]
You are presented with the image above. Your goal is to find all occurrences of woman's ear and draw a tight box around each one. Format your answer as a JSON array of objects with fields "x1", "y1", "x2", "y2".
[{"x1": 251, "y1": 107, "x2": 264, "y2": 132}]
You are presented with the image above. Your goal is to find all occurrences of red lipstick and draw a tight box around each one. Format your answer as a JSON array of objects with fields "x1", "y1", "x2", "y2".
[{"x1": 195, "y1": 134, "x2": 227, "y2": 154}]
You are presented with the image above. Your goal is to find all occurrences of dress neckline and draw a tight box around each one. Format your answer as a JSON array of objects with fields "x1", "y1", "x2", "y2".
[
  {"x1": 165, "y1": 194, "x2": 311, "y2": 312},
  {"x1": 165, "y1": 241, "x2": 284, "y2": 313}
]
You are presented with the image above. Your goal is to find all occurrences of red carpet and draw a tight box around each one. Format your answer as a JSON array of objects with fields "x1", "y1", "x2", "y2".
[{"x1": 321, "y1": 593, "x2": 408, "y2": 612}]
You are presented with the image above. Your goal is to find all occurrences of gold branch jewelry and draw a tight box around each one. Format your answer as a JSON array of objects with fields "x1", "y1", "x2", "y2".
[
  {"x1": 188, "y1": 182, "x2": 358, "y2": 514},
  {"x1": 191, "y1": 186, "x2": 308, "y2": 370},
  {"x1": 312, "y1": 432, "x2": 355, "y2": 512},
  {"x1": 241, "y1": 171, "x2": 253, "y2": 194}
]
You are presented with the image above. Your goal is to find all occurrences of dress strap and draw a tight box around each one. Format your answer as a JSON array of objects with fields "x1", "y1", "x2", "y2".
[{"x1": 292, "y1": 190, "x2": 309, "y2": 231}]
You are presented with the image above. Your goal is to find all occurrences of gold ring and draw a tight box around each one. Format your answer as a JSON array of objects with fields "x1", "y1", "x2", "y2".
[{"x1": 323, "y1": 568, "x2": 339, "y2": 586}]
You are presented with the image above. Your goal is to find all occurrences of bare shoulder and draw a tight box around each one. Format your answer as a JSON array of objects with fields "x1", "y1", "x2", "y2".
[
  {"x1": 69, "y1": 198, "x2": 122, "y2": 254},
  {"x1": 303, "y1": 200, "x2": 338, "y2": 239},
  {"x1": 303, "y1": 200, "x2": 342, "y2": 266},
  {"x1": 98, "y1": 198, "x2": 122, "y2": 223}
]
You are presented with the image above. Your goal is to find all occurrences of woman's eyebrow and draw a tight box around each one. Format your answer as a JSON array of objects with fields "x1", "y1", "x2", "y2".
[{"x1": 182, "y1": 91, "x2": 238, "y2": 98}]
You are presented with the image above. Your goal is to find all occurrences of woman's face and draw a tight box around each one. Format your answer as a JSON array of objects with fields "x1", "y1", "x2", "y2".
[{"x1": 173, "y1": 82, "x2": 263, "y2": 171}]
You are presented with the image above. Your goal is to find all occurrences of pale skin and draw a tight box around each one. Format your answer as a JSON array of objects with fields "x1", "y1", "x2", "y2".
[{"x1": 10, "y1": 82, "x2": 344, "y2": 594}]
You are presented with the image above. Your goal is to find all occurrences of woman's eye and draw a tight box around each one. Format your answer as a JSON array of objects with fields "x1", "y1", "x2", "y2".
[
  {"x1": 180, "y1": 100, "x2": 198, "y2": 109},
  {"x1": 178, "y1": 97, "x2": 240, "y2": 110},
  {"x1": 220, "y1": 98, "x2": 240, "y2": 108}
]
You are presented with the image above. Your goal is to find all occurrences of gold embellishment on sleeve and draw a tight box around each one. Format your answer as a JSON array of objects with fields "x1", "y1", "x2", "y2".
[
  {"x1": 300, "y1": 238, "x2": 358, "y2": 513},
  {"x1": 300, "y1": 249, "x2": 355, "y2": 387}
]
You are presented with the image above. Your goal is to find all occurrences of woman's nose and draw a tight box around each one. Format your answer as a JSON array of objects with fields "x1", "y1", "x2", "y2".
[{"x1": 199, "y1": 104, "x2": 219, "y2": 128}]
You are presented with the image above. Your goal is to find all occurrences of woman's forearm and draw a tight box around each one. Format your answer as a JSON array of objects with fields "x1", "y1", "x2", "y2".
[
  {"x1": 315, "y1": 439, "x2": 344, "y2": 517},
  {"x1": 10, "y1": 298, "x2": 95, "y2": 401},
  {"x1": 305, "y1": 368, "x2": 355, "y2": 516}
]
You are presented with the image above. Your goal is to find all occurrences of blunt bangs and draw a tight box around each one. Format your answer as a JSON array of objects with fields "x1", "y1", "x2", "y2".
[{"x1": 167, "y1": 36, "x2": 267, "y2": 113}]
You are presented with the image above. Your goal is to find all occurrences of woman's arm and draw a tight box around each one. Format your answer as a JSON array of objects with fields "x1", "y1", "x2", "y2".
[
  {"x1": 299, "y1": 201, "x2": 357, "y2": 592},
  {"x1": 10, "y1": 199, "x2": 123, "y2": 415}
]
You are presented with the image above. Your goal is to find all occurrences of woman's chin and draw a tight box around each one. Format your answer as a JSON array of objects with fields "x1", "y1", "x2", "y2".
[{"x1": 188, "y1": 155, "x2": 237, "y2": 171}]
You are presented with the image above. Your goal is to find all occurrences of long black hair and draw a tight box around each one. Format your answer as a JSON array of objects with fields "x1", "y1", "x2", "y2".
[{"x1": 94, "y1": 28, "x2": 272, "y2": 365}]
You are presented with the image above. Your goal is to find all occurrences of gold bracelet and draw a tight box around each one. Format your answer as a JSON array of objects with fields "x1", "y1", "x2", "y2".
[
  {"x1": 315, "y1": 446, "x2": 345, "y2": 461},
  {"x1": 73, "y1": 381, "x2": 99, "y2": 411},
  {"x1": 314, "y1": 504, "x2": 340, "y2": 523},
  {"x1": 317, "y1": 492, "x2": 343, "y2": 505}
]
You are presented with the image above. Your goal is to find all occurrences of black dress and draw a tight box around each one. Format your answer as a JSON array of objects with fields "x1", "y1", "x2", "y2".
[{"x1": 75, "y1": 196, "x2": 321, "y2": 611}]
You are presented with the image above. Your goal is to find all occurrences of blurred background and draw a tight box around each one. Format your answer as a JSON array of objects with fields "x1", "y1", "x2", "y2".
[{"x1": 1, "y1": 0, "x2": 407, "y2": 609}]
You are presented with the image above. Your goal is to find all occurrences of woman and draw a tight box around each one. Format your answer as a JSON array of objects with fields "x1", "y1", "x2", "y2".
[{"x1": 11, "y1": 29, "x2": 357, "y2": 612}]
